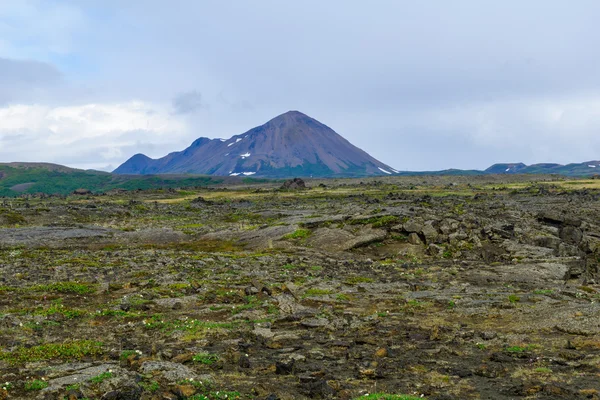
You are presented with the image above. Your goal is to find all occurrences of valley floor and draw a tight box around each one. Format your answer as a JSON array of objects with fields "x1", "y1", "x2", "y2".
[{"x1": 0, "y1": 175, "x2": 599, "y2": 399}]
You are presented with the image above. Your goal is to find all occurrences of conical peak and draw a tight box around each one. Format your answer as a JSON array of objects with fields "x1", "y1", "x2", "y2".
[{"x1": 268, "y1": 110, "x2": 313, "y2": 125}]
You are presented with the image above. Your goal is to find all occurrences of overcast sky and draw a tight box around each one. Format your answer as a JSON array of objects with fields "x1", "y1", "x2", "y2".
[{"x1": 1, "y1": 0, "x2": 599, "y2": 171}]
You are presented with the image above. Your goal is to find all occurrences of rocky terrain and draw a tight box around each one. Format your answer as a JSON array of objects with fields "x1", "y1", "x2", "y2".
[{"x1": 0, "y1": 175, "x2": 599, "y2": 399}]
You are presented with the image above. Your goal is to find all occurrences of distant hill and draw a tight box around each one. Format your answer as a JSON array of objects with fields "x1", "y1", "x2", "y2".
[
  {"x1": 0, "y1": 163, "x2": 247, "y2": 197},
  {"x1": 485, "y1": 161, "x2": 600, "y2": 176},
  {"x1": 485, "y1": 163, "x2": 527, "y2": 174},
  {"x1": 2, "y1": 162, "x2": 96, "y2": 173},
  {"x1": 114, "y1": 111, "x2": 398, "y2": 178}
]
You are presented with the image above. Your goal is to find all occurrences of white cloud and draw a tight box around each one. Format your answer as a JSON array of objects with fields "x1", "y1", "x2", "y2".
[
  {"x1": 0, "y1": 101, "x2": 190, "y2": 170},
  {"x1": 431, "y1": 94, "x2": 600, "y2": 150}
]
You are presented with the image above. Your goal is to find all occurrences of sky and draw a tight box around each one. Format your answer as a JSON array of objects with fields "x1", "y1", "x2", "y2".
[{"x1": 1, "y1": 0, "x2": 600, "y2": 172}]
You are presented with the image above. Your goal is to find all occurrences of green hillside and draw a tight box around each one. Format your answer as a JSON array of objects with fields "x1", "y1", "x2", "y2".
[{"x1": 0, "y1": 164, "x2": 237, "y2": 197}]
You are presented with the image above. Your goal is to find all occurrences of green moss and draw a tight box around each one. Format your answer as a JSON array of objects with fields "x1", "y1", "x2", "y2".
[
  {"x1": 192, "y1": 353, "x2": 219, "y2": 365},
  {"x1": 31, "y1": 281, "x2": 96, "y2": 295},
  {"x1": 508, "y1": 294, "x2": 520, "y2": 303},
  {"x1": 505, "y1": 344, "x2": 536, "y2": 353},
  {"x1": 283, "y1": 228, "x2": 312, "y2": 239},
  {"x1": 344, "y1": 276, "x2": 374, "y2": 285},
  {"x1": 140, "y1": 380, "x2": 160, "y2": 393},
  {"x1": 350, "y1": 215, "x2": 400, "y2": 228},
  {"x1": 0, "y1": 340, "x2": 103, "y2": 364},
  {"x1": 90, "y1": 371, "x2": 113, "y2": 384},
  {"x1": 24, "y1": 379, "x2": 49, "y2": 391}
]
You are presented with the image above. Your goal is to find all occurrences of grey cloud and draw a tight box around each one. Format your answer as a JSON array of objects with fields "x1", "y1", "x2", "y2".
[
  {"x1": 0, "y1": 57, "x2": 63, "y2": 104},
  {"x1": 0, "y1": 57, "x2": 62, "y2": 85},
  {"x1": 4, "y1": 1, "x2": 600, "y2": 169},
  {"x1": 172, "y1": 91, "x2": 206, "y2": 114}
]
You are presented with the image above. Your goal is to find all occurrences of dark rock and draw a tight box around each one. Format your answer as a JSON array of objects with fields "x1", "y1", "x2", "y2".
[
  {"x1": 281, "y1": 178, "x2": 306, "y2": 190},
  {"x1": 303, "y1": 379, "x2": 336, "y2": 399},
  {"x1": 408, "y1": 232, "x2": 423, "y2": 245},
  {"x1": 245, "y1": 286, "x2": 260, "y2": 296},
  {"x1": 489, "y1": 352, "x2": 513, "y2": 363},
  {"x1": 191, "y1": 196, "x2": 212, "y2": 205},
  {"x1": 479, "y1": 331, "x2": 497, "y2": 340},
  {"x1": 101, "y1": 382, "x2": 142, "y2": 400},
  {"x1": 275, "y1": 359, "x2": 295, "y2": 375},
  {"x1": 239, "y1": 354, "x2": 251, "y2": 368},
  {"x1": 480, "y1": 242, "x2": 506, "y2": 262},
  {"x1": 559, "y1": 225, "x2": 583, "y2": 244}
]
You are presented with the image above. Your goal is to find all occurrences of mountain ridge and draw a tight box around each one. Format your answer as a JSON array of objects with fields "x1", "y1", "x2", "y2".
[{"x1": 114, "y1": 111, "x2": 398, "y2": 177}]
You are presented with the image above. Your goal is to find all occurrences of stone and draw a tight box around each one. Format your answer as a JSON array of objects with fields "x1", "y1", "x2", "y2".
[
  {"x1": 408, "y1": 232, "x2": 423, "y2": 245},
  {"x1": 559, "y1": 226, "x2": 583, "y2": 244},
  {"x1": 139, "y1": 361, "x2": 199, "y2": 383},
  {"x1": 300, "y1": 318, "x2": 330, "y2": 328},
  {"x1": 275, "y1": 359, "x2": 295, "y2": 375},
  {"x1": 281, "y1": 178, "x2": 306, "y2": 190}
]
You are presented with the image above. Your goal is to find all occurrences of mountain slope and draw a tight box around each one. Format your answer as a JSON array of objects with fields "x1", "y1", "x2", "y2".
[{"x1": 114, "y1": 111, "x2": 398, "y2": 177}]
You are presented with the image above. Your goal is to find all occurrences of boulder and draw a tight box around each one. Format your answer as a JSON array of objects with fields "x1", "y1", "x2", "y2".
[
  {"x1": 281, "y1": 178, "x2": 306, "y2": 190},
  {"x1": 408, "y1": 232, "x2": 423, "y2": 245},
  {"x1": 559, "y1": 226, "x2": 583, "y2": 244}
]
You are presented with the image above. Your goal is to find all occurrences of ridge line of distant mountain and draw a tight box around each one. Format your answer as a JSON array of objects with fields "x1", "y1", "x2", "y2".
[
  {"x1": 4, "y1": 160, "x2": 599, "y2": 177},
  {"x1": 113, "y1": 110, "x2": 600, "y2": 178},
  {"x1": 113, "y1": 110, "x2": 399, "y2": 177}
]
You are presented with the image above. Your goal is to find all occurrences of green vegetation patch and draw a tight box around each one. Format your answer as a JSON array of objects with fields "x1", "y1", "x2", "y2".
[
  {"x1": 0, "y1": 208, "x2": 26, "y2": 225},
  {"x1": 192, "y1": 353, "x2": 220, "y2": 365},
  {"x1": 24, "y1": 379, "x2": 49, "y2": 391},
  {"x1": 505, "y1": 344, "x2": 537, "y2": 353},
  {"x1": 303, "y1": 288, "x2": 334, "y2": 297},
  {"x1": 0, "y1": 340, "x2": 103, "y2": 364},
  {"x1": 31, "y1": 281, "x2": 96, "y2": 294},
  {"x1": 344, "y1": 276, "x2": 374, "y2": 285},
  {"x1": 283, "y1": 228, "x2": 312, "y2": 239},
  {"x1": 90, "y1": 371, "x2": 113, "y2": 384},
  {"x1": 350, "y1": 215, "x2": 400, "y2": 228},
  {"x1": 142, "y1": 315, "x2": 237, "y2": 335}
]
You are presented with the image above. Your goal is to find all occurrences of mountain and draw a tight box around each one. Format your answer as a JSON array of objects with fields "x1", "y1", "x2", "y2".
[
  {"x1": 485, "y1": 163, "x2": 527, "y2": 174},
  {"x1": 114, "y1": 111, "x2": 398, "y2": 177},
  {"x1": 483, "y1": 161, "x2": 600, "y2": 176}
]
